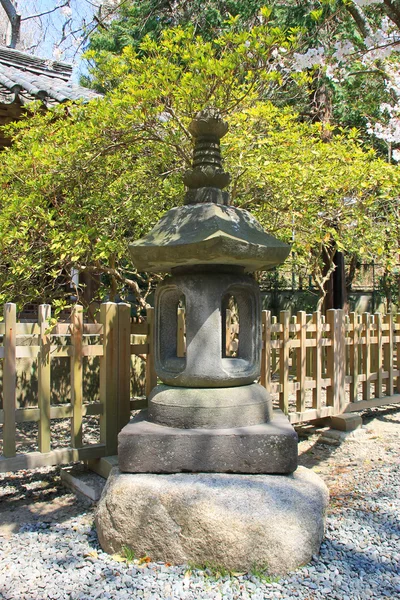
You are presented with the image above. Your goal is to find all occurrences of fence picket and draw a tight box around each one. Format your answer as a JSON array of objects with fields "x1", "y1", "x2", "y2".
[
  {"x1": 296, "y1": 311, "x2": 306, "y2": 413},
  {"x1": 312, "y1": 311, "x2": 322, "y2": 410},
  {"x1": 363, "y1": 313, "x2": 371, "y2": 401},
  {"x1": 326, "y1": 310, "x2": 346, "y2": 413},
  {"x1": 3, "y1": 303, "x2": 17, "y2": 457},
  {"x1": 261, "y1": 310, "x2": 271, "y2": 392},
  {"x1": 375, "y1": 313, "x2": 383, "y2": 398},
  {"x1": 71, "y1": 305, "x2": 83, "y2": 448},
  {"x1": 271, "y1": 315, "x2": 277, "y2": 374},
  {"x1": 145, "y1": 307, "x2": 157, "y2": 399},
  {"x1": 279, "y1": 311, "x2": 290, "y2": 414},
  {"x1": 385, "y1": 313, "x2": 394, "y2": 396},
  {"x1": 100, "y1": 302, "x2": 119, "y2": 455},
  {"x1": 118, "y1": 303, "x2": 132, "y2": 431},
  {"x1": 349, "y1": 312, "x2": 359, "y2": 403},
  {"x1": 38, "y1": 305, "x2": 51, "y2": 453},
  {"x1": 177, "y1": 307, "x2": 186, "y2": 358}
]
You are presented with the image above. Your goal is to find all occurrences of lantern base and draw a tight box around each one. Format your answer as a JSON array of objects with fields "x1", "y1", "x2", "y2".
[
  {"x1": 118, "y1": 409, "x2": 298, "y2": 474},
  {"x1": 96, "y1": 467, "x2": 328, "y2": 575},
  {"x1": 148, "y1": 383, "x2": 273, "y2": 429}
]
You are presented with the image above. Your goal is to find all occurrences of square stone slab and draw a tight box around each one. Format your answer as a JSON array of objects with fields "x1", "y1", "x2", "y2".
[{"x1": 118, "y1": 410, "x2": 298, "y2": 474}]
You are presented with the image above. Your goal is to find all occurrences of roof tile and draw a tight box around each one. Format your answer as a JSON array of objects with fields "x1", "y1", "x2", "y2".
[{"x1": 0, "y1": 46, "x2": 101, "y2": 106}]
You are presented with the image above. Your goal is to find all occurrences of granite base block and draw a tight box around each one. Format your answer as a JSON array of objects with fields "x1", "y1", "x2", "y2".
[
  {"x1": 118, "y1": 410, "x2": 298, "y2": 474},
  {"x1": 96, "y1": 467, "x2": 329, "y2": 575}
]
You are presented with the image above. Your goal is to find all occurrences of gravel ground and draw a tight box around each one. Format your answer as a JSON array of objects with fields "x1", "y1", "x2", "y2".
[{"x1": 0, "y1": 406, "x2": 399, "y2": 600}]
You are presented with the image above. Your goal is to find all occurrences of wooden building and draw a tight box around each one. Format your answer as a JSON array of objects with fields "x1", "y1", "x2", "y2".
[{"x1": 0, "y1": 46, "x2": 99, "y2": 148}]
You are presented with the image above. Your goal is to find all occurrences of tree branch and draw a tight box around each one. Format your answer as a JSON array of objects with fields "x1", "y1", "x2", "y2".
[
  {"x1": 382, "y1": 0, "x2": 400, "y2": 30},
  {"x1": 1, "y1": 0, "x2": 21, "y2": 48},
  {"x1": 22, "y1": 2, "x2": 70, "y2": 22},
  {"x1": 78, "y1": 263, "x2": 149, "y2": 309},
  {"x1": 345, "y1": 1, "x2": 373, "y2": 38}
]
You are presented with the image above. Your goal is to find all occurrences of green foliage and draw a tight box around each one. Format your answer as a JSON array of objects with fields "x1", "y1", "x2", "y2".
[
  {"x1": 249, "y1": 562, "x2": 279, "y2": 583},
  {"x1": 121, "y1": 545, "x2": 136, "y2": 563},
  {"x1": 186, "y1": 560, "x2": 231, "y2": 579},
  {"x1": 87, "y1": 0, "x2": 268, "y2": 60},
  {"x1": 1, "y1": 24, "x2": 399, "y2": 309},
  {"x1": 85, "y1": 1, "x2": 400, "y2": 159}
]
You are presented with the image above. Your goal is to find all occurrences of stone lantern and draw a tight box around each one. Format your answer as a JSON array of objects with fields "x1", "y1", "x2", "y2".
[
  {"x1": 119, "y1": 108, "x2": 298, "y2": 474},
  {"x1": 96, "y1": 109, "x2": 329, "y2": 574}
]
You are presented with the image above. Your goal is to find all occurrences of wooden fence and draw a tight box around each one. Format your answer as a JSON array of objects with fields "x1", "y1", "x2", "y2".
[
  {"x1": 1, "y1": 303, "x2": 399, "y2": 473},
  {"x1": 0, "y1": 302, "x2": 156, "y2": 473},
  {"x1": 259, "y1": 310, "x2": 400, "y2": 423}
]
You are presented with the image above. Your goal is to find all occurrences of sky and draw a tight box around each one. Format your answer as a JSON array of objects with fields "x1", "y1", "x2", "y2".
[{"x1": 4, "y1": 1, "x2": 106, "y2": 79}]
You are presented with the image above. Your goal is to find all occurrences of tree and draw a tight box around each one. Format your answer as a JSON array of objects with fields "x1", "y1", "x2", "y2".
[
  {"x1": 1, "y1": 24, "x2": 399, "y2": 315},
  {"x1": 84, "y1": 2, "x2": 400, "y2": 312},
  {"x1": 86, "y1": 1, "x2": 400, "y2": 137},
  {"x1": 0, "y1": 0, "x2": 125, "y2": 62}
]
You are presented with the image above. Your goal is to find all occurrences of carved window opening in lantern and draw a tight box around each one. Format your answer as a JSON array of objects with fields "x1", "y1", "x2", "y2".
[
  {"x1": 177, "y1": 295, "x2": 186, "y2": 358},
  {"x1": 156, "y1": 284, "x2": 186, "y2": 374},
  {"x1": 220, "y1": 281, "x2": 261, "y2": 381},
  {"x1": 222, "y1": 294, "x2": 240, "y2": 358}
]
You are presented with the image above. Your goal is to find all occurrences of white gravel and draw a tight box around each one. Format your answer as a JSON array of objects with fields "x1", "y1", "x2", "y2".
[{"x1": 0, "y1": 406, "x2": 399, "y2": 600}]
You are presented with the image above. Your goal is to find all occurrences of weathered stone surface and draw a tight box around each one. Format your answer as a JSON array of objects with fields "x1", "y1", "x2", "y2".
[
  {"x1": 118, "y1": 410, "x2": 298, "y2": 474},
  {"x1": 329, "y1": 413, "x2": 363, "y2": 432},
  {"x1": 155, "y1": 271, "x2": 261, "y2": 387},
  {"x1": 129, "y1": 203, "x2": 290, "y2": 273},
  {"x1": 148, "y1": 383, "x2": 273, "y2": 428},
  {"x1": 96, "y1": 467, "x2": 329, "y2": 575}
]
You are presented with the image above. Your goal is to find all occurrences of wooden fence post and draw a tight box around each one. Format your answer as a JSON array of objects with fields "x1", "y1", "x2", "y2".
[
  {"x1": 326, "y1": 309, "x2": 346, "y2": 414},
  {"x1": 296, "y1": 311, "x2": 306, "y2": 413},
  {"x1": 271, "y1": 315, "x2": 277, "y2": 374},
  {"x1": 375, "y1": 313, "x2": 383, "y2": 398},
  {"x1": 145, "y1": 307, "x2": 157, "y2": 399},
  {"x1": 100, "y1": 302, "x2": 119, "y2": 455},
  {"x1": 363, "y1": 313, "x2": 371, "y2": 401},
  {"x1": 312, "y1": 311, "x2": 322, "y2": 410},
  {"x1": 279, "y1": 310, "x2": 290, "y2": 414},
  {"x1": 384, "y1": 313, "x2": 394, "y2": 396},
  {"x1": 3, "y1": 303, "x2": 16, "y2": 457},
  {"x1": 261, "y1": 310, "x2": 271, "y2": 392},
  {"x1": 349, "y1": 312, "x2": 359, "y2": 404},
  {"x1": 396, "y1": 314, "x2": 400, "y2": 394},
  {"x1": 71, "y1": 305, "x2": 83, "y2": 448},
  {"x1": 38, "y1": 304, "x2": 51, "y2": 453},
  {"x1": 291, "y1": 315, "x2": 297, "y2": 377},
  {"x1": 118, "y1": 303, "x2": 132, "y2": 431}
]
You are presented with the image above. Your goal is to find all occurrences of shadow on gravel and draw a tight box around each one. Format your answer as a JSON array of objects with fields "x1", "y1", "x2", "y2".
[
  {"x1": 321, "y1": 538, "x2": 398, "y2": 583},
  {"x1": 362, "y1": 405, "x2": 400, "y2": 423},
  {"x1": 297, "y1": 405, "x2": 400, "y2": 472},
  {"x1": 297, "y1": 435, "x2": 339, "y2": 470},
  {"x1": 0, "y1": 465, "x2": 93, "y2": 536}
]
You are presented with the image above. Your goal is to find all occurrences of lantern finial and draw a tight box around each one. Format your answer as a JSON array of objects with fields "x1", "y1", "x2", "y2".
[{"x1": 183, "y1": 107, "x2": 231, "y2": 205}]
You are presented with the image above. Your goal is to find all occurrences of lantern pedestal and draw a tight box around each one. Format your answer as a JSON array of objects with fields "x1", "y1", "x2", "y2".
[{"x1": 118, "y1": 409, "x2": 298, "y2": 474}]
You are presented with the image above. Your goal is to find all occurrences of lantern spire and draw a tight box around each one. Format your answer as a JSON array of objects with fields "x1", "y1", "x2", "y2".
[{"x1": 183, "y1": 107, "x2": 231, "y2": 205}]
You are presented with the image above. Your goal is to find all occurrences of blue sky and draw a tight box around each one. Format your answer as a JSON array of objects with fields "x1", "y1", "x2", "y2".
[{"x1": 17, "y1": 0, "x2": 99, "y2": 78}]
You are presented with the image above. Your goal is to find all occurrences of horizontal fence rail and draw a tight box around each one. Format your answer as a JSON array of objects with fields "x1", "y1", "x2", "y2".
[
  {"x1": 1, "y1": 303, "x2": 399, "y2": 472},
  {"x1": 0, "y1": 302, "x2": 153, "y2": 472},
  {"x1": 260, "y1": 310, "x2": 400, "y2": 423}
]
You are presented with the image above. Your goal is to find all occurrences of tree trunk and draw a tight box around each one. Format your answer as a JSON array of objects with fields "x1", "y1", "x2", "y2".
[
  {"x1": 323, "y1": 246, "x2": 347, "y2": 313},
  {"x1": 309, "y1": 69, "x2": 333, "y2": 141},
  {"x1": 1, "y1": 0, "x2": 21, "y2": 48}
]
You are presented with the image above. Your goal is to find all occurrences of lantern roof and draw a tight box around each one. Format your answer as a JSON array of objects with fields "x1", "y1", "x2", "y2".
[{"x1": 129, "y1": 108, "x2": 290, "y2": 273}]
